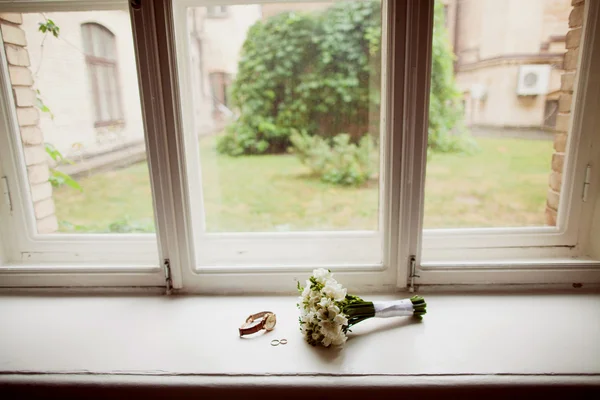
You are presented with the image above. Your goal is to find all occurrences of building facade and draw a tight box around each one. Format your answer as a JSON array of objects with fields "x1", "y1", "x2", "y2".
[
  {"x1": 20, "y1": 5, "x2": 261, "y2": 160},
  {"x1": 443, "y1": 0, "x2": 571, "y2": 135},
  {"x1": 16, "y1": 1, "x2": 574, "y2": 158}
]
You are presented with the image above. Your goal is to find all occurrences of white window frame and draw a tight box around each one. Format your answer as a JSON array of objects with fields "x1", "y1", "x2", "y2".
[
  {"x1": 0, "y1": 0, "x2": 598, "y2": 292},
  {"x1": 166, "y1": 0, "x2": 422, "y2": 293},
  {"x1": 0, "y1": 0, "x2": 166, "y2": 287},
  {"x1": 414, "y1": 0, "x2": 600, "y2": 285}
]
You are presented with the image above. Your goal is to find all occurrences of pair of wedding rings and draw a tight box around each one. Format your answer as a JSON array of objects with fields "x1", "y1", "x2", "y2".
[{"x1": 270, "y1": 338, "x2": 288, "y2": 346}]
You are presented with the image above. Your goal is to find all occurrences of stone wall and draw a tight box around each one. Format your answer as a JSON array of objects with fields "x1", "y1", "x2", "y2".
[
  {"x1": 0, "y1": 13, "x2": 57, "y2": 233},
  {"x1": 545, "y1": 0, "x2": 584, "y2": 226}
]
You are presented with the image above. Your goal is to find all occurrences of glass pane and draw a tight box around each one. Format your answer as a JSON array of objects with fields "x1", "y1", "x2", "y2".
[
  {"x1": 81, "y1": 24, "x2": 93, "y2": 55},
  {"x1": 1, "y1": 10, "x2": 155, "y2": 234},
  {"x1": 423, "y1": 0, "x2": 576, "y2": 229},
  {"x1": 187, "y1": 1, "x2": 382, "y2": 232},
  {"x1": 97, "y1": 64, "x2": 111, "y2": 121},
  {"x1": 109, "y1": 67, "x2": 122, "y2": 120}
]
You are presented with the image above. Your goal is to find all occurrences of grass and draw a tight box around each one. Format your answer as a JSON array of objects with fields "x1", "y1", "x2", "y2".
[
  {"x1": 423, "y1": 137, "x2": 553, "y2": 228},
  {"x1": 53, "y1": 135, "x2": 553, "y2": 232},
  {"x1": 53, "y1": 162, "x2": 155, "y2": 233}
]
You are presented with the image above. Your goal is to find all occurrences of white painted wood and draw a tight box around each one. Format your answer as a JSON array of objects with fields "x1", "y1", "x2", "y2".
[
  {"x1": 418, "y1": 0, "x2": 600, "y2": 274},
  {"x1": 574, "y1": 0, "x2": 600, "y2": 261},
  {"x1": 0, "y1": 268, "x2": 164, "y2": 287},
  {"x1": 419, "y1": 262, "x2": 600, "y2": 285},
  {"x1": 170, "y1": 0, "x2": 394, "y2": 287},
  {"x1": 393, "y1": 0, "x2": 433, "y2": 288},
  {"x1": 1, "y1": 0, "x2": 599, "y2": 290},
  {"x1": 0, "y1": 0, "x2": 163, "y2": 283},
  {"x1": 129, "y1": 0, "x2": 197, "y2": 290},
  {"x1": 590, "y1": 193, "x2": 600, "y2": 259},
  {"x1": 0, "y1": 293, "x2": 598, "y2": 375}
]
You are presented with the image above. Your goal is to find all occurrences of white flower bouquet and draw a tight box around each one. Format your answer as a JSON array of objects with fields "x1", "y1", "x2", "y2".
[{"x1": 297, "y1": 268, "x2": 427, "y2": 347}]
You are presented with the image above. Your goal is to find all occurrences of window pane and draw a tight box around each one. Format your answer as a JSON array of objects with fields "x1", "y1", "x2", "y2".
[
  {"x1": 1, "y1": 10, "x2": 155, "y2": 234},
  {"x1": 97, "y1": 64, "x2": 111, "y2": 121},
  {"x1": 423, "y1": 0, "x2": 576, "y2": 229},
  {"x1": 109, "y1": 67, "x2": 122, "y2": 120},
  {"x1": 186, "y1": 1, "x2": 382, "y2": 232}
]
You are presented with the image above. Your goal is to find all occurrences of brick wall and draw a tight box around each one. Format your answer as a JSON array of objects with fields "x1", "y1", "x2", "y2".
[
  {"x1": 545, "y1": 0, "x2": 584, "y2": 226},
  {"x1": 1, "y1": 13, "x2": 58, "y2": 233}
]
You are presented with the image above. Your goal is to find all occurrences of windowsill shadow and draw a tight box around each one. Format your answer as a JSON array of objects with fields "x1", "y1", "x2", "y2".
[
  {"x1": 302, "y1": 318, "x2": 421, "y2": 363},
  {"x1": 305, "y1": 341, "x2": 345, "y2": 364}
]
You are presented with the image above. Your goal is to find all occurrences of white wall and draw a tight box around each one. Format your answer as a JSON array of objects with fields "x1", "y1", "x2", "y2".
[
  {"x1": 21, "y1": 6, "x2": 261, "y2": 155},
  {"x1": 21, "y1": 11, "x2": 145, "y2": 157},
  {"x1": 453, "y1": 0, "x2": 570, "y2": 129},
  {"x1": 187, "y1": 5, "x2": 261, "y2": 135},
  {"x1": 457, "y1": 63, "x2": 563, "y2": 128},
  {"x1": 201, "y1": 6, "x2": 261, "y2": 77}
]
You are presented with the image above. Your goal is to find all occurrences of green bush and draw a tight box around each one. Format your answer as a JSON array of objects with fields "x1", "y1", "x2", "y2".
[
  {"x1": 290, "y1": 131, "x2": 376, "y2": 186},
  {"x1": 220, "y1": 0, "x2": 471, "y2": 157},
  {"x1": 429, "y1": 1, "x2": 475, "y2": 154},
  {"x1": 219, "y1": 1, "x2": 381, "y2": 155}
]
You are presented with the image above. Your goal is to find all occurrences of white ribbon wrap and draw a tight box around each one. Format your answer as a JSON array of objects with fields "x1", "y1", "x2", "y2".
[{"x1": 373, "y1": 299, "x2": 414, "y2": 318}]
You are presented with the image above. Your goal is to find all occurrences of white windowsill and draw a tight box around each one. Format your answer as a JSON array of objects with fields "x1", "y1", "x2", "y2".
[{"x1": 0, "y1": 291, "x2": 599, "y2": 391}]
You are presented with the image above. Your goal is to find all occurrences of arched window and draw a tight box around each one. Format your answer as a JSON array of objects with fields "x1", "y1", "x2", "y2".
[{"x1": 81, "y1": 23, "x2": 124, "y2": 127}]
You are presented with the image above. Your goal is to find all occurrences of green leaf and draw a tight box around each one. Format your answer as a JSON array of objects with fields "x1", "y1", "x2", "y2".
[
  {"x1": 49, "y1": 169, "x2": 82, "y2": 192},
  {"x1": 36, "y1": 95, "x2": 54, "y2": 120},
  {"x1": 218, "y1": 0, "x2": 470, "y2": 158},
  {"x1": 38, "y1": 19, "x2": 60, "y2": 38}
]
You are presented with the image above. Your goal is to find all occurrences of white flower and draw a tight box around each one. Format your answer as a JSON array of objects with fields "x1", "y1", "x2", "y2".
[
  {"x1": 312, "y1": 268, "x2": 332, "y2": 284},
  {"x1": 299, "y1": 269, "x2": 350, "y2": 347},
  {"x1": 328, "y1": 303, "x2": 340, "y2": 316},
  {"x1": 333, "y1": 313, "x2": 348, "y2": 327},
  {"x1": 309, "y1": 292, "x2": 321, "y2": 308},
  {"x1": 322, "y1": 280, "x2": 347, "y2": 301},
  {"x1": 318, "y1": 297, "x2": 333, "y2": 309},
  {"x1": 301, "y1": 284, "x2": 311, "y2": 298}
]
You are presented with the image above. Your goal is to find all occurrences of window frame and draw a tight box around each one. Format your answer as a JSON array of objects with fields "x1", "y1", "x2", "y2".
[
  {"x1": 167, "y1": 0, "x2": 434, "y2": 292},
  {"x1": 0, "y1": 0, "x2": 164, "y2": 287},
  {"x1": 414, "y1": 0, "x2": 600, "y2": 285},
  {"x1": 0, "y1": 0, "x2": 598, "y2": 292},
  {"x1": 207, "y1": 70, "x2": 230, "y2": 110},
  {"x1": 206, "y1": 5, "x2": 228, "y2": 18},
  {"x1": 81, "y1": 22, "x2": 125, "y2": 128}
]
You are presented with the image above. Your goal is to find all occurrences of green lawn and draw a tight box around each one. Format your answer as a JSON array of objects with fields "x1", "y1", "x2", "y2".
[
  {"x1": 423, "y1": 137, "x2": 552, "y2": 228},
  {"x1": 53, "y1": 135, "x2": 553, "y2": 232}
]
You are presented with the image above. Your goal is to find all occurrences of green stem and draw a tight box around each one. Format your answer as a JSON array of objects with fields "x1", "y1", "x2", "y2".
[
  {"x1": 410, "y1": 295, "x2": 427, "y2": 318},
  {"x1": 342, "y1": 300, "x2": 375, "y2": 329}
]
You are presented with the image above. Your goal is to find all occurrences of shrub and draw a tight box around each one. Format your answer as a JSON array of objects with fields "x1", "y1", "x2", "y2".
[
  {"x1": 290, "y1": 131, "x2": 377, "y2": 186},
  {"x1": 220, "y1": 0, "x2": 472, "y2": 157},
  {"x1": 219, "y1": 1, "x2": 381, "y2": 155},
  {"x1": 429, "y1": 1, "x2": 476, "y2": 154}
]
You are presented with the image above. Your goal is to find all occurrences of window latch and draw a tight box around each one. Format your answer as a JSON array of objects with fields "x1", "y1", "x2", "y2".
[
  {"x1": 164, "y1": 258, "x2": 173, "y2": 295},
  {"x1": 408, "y1": 255, "x2": 419, "y2": 293},
  {"x1": 1, "y1": 176, "x2": 12, "y2": 213},
  {"x1": 582, "y1": 164, "x2": 591, "y2": 202}
]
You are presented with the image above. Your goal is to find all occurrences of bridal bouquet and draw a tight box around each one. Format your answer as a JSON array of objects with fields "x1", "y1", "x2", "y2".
[{"x1": 297, "y1": 268, "x2": 426, "y2": 347}]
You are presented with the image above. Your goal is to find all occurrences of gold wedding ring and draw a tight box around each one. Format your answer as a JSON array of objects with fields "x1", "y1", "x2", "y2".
[{"x1": 279, "y1": 338, "x2": 288, "y2": 345}]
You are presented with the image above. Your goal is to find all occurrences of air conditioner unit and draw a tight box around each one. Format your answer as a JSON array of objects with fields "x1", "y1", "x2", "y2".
[{"x1": 517, "y1": 64, "x2": 551, "y2": 96}]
